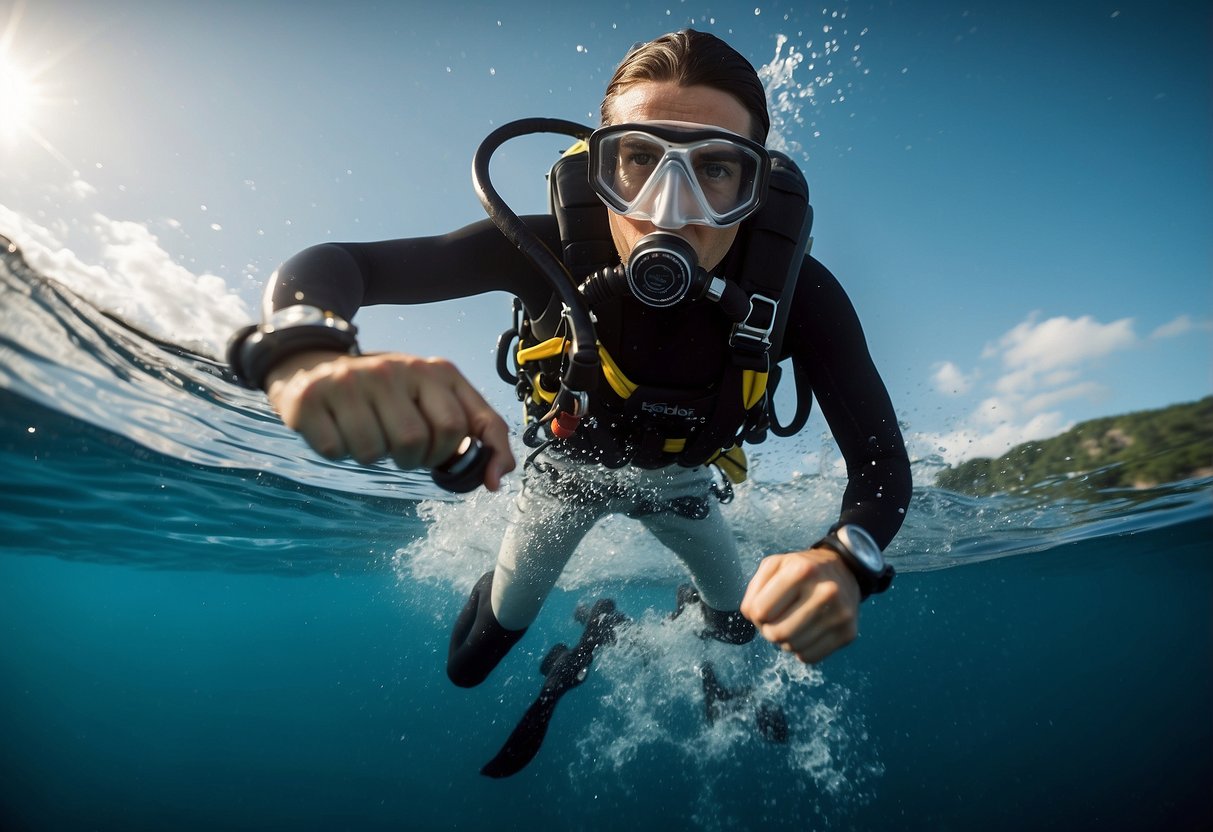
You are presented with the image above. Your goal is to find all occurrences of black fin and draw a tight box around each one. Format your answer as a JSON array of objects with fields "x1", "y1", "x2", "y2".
[
  {"x1": 699, "y1": 660, "x2": 789, "y2": 744},
  {"x1": 700, "y1": 661, "x2": 746, "y2": 724},
  {"x1": 756, "y1": 702, "x2": 790, "y2": 744},
  {"x1": 670, "y1": 583, "x2": 701, "y2": 620},
  {"x1": 481, "y1": 599, "x2": 628, "y2": 778},
  {"x1": 539, "y1": 643, "x2": 569, "y2": 676}
]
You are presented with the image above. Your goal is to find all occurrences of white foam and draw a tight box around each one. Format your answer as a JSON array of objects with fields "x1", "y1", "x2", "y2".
[
  {"x1": 391, "y1": 452, "x2": 846, "y2": 593},
  {"x1": 567, "y1": 611, "x2": 882, "y2": 815},
  {"x1": 0, "y1": 202, "x2": 250, "y2": 357}
]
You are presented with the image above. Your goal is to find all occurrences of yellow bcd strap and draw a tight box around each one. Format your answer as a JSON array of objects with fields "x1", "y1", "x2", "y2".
[
  {"x1": 516, "y1": 336, "x2": 567, "y2": 365},
  {"x1": 709, "y1": 445, "x2": 749, "y2": 484},
  {"x1": 596, "y1": 345, "x2": 638, "y2": 399},
  {"x1": 741, "y1": 369, "x2": 768, "y2": 410},
  {"x1": 562, "y1": 140, "x2": 589, "y2": 157},
  {"x1": 514, "y1": 332, "x2": 762, "y2": 483}
]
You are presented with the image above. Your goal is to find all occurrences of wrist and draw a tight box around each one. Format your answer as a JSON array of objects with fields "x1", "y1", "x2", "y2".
[
  {"x1": 263, "y1": 349, "x2": 350, "y2": 390},
  {"x1": 813, "y1": 525, "x2": 894, "y2": 600}
]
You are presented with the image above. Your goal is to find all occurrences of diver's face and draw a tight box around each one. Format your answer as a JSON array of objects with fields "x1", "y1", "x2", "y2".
[{"x1": 603, "y1": 81, "x2": 755, "y2": 272}]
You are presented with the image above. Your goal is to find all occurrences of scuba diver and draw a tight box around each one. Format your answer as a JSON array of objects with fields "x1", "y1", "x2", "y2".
[{"x1": 229, "y1": 30, "x2": 912, "y2": 686}]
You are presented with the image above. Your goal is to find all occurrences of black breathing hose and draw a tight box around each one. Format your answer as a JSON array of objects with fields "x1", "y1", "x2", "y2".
[
  {"x1": 431, "y1": 119, "x2": 601, "y2": 493},
  {"x1": 471, "y1": 118, "x2": 601, "y2": 399}
]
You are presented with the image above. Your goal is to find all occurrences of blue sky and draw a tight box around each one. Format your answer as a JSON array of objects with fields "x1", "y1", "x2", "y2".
[{"x1": 1, "y1": 0, "x2": 1208, "y2": 466}]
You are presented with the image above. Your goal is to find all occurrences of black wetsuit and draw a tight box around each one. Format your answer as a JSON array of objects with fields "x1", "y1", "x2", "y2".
[{"x1": 268, "y1": 214, "x2": 912, "y2": 549}]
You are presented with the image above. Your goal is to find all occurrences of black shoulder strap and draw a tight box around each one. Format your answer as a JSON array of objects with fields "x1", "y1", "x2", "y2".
[
  {"x1": 727, "y1": 150, "x2": 814, "y2": 366},
  {"x1": 525, "y1": 147, "x2": 616, "y2": 340},
  {"x1": 548, "y1": 147, "x2": 615, "y2": 279}
]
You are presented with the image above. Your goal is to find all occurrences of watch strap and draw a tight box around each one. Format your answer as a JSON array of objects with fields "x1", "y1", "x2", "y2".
[
  {"x1": 813, "y1": 532, "x2": 894, "y2": 600},
  {"x1": 227, "y1": 311, "x2": 359, "y2": 390}
]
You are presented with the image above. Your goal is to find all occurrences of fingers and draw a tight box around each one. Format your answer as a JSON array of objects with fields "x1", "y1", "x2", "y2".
[
  {"x1": 386, "y1": 358, "x2": 470, "y2": 469},
  {"x1": 741, "y1": 549, "x2": 861, "y2": 664},
  {"x1": 449, "y1": 367, "x2": 517, "y2": 490},
  {"x1": 741, "y1": 554, "x2": 805, "y2": 624},
  {"x1": 402, "y1": 357, "x2": 517, "y2": 488},
  {"x1": 268, "y1": 352, "x2": 515, "y2": 488}
]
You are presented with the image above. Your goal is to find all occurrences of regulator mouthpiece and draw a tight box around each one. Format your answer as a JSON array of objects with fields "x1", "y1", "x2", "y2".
[{"x1": 626, "y1": 233, "x2": 706, "y2": 308}]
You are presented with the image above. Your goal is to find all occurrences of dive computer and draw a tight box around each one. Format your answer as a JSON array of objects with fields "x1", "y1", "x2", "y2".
[{"x1": 814, "y1": 524, "x2": 894, "y2": 600}]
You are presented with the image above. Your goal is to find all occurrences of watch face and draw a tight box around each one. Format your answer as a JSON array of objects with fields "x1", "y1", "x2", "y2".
[
  {"x1": 837, "y1": 525, "x2": 884, "y2": 572},
  {"x1": 269, "y1": 305, "x2": 327, "y2": 330}
]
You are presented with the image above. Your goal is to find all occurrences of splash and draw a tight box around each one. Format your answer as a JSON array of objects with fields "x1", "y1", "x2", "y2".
[
  {"x1": 567, "y1": 610, "x2": 882, "y2": 821},
  {"x1": 758, "y1": 9, "x2": 869, "y2": 159},
  {"x1": 392, "y1": 461, "x2": 846, "y2": 593}
]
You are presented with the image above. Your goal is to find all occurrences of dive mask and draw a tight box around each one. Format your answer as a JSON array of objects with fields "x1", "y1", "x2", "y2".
[{"x1": 588, "y1": 121, "x2": 772, "y2": 229}]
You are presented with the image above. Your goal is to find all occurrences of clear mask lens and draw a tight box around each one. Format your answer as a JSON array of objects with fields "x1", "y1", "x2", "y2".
[{"x1": 590, "y1": 124, "x2": 769, "y2": 228}]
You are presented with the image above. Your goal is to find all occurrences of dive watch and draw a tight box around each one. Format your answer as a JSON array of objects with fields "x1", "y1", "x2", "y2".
[
  {"x1": 227, "y1": 305, "x2": 360, "y2": 390},
  {"x1": 814, "y1": 524, "x2": 894, "y2": 600}
]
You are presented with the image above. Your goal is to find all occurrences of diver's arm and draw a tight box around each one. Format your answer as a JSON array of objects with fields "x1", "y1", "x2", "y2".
[
  {"x1": 263, "y1": 216, "x2": 557, "y2": 318},
  {"x1": 787, "y1": 257, "x2": 912, "y2": 547},
  {"x1": 264, "y1": 348, "x2": 515, "y2": 490},
  {"x1": 741, "y1": 256, "x2": 911, "y2": 663},
  {"x1": 254, "y1": 216, "x2": 559, "y2": 488}
]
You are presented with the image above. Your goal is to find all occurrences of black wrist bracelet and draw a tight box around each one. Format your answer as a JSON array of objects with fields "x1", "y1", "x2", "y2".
[{"x1": 226, "y1": 307, "x2": 359, "y2": 390}]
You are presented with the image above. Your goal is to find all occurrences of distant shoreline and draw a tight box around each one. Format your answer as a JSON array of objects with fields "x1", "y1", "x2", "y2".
[{"x1": 935, "y1": 396, "x2": 1213, "y2": 496}]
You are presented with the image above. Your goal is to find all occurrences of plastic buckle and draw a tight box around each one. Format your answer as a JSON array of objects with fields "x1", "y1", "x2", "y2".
[{"x1": 730, "y1": 293, "x2": 778, "y2": 353}]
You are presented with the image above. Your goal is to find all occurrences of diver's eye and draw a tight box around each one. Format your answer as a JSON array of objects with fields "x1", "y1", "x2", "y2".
[{"x1": 699, "y1": 162, "x2": 733, "y2": 181}]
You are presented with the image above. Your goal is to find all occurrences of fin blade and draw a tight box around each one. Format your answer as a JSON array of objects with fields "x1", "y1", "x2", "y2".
[{"x1": 480, "y1": 693, "x2": 559, "y2": 779}]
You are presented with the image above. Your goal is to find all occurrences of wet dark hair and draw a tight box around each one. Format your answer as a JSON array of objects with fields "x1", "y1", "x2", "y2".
[{"x1": 600, "y1": 30, "x2": 770, "y2": 144}]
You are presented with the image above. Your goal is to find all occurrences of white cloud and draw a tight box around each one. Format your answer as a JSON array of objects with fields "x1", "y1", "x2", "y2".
[
  {"x1": 1040, "y1": 368, "x2": 1081, "y2": 388},
  {"x1": 982, "y1": 312, "x2": 1137, "y2": 416},
  {"x1": 993, "y1": 366, "x2": 1037, "y2": 397},
  {"x1": 92, "y1": 215, "x2": 250, "y2": 354},
  {"x1": 925, "y1": 311, "x2": 1143, "y2": 464},
  {"x1": 912, "y1": 409, "x2": 1069, "y2": 466},
  {"x1": 931, "y1": 360, "x2": 975, "y2": 395},
  {"x1": 996, "y1": 312, "x2": 1137, "y2": 374},
  {"x1": 973, "y1": 395, "x2": 1009, "y2": 427},
  {"x1": 1149, "y1": 314, "x2": 1209, "y2": 339},
  {"x1": 1022, "y1": 381, "x2": 1106, "y2": 415},
  {"x1": 68, "y1": 178, "x2": 97, "y2": 200}
]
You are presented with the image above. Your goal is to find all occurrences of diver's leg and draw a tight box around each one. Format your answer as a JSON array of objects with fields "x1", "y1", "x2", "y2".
[
  {"x1": 447, "y1": 459, "x2": 604, "y2": 687},
  {"x1": 489, "y1": 484, "x2": 603, "y2": 630},
  {"x1": 638, "y1": 468, "x2": 756, "y2": 644},
  {"x1": 447, "y1": 569, "x2": 524, "y2": 688}
]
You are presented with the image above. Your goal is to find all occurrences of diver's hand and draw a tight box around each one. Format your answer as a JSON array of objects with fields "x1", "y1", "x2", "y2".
[
  {"x1": 740, "y1": 547, "x2": 861, "y2": 663},
  {"x1": 264, "y1": 349, "x2": 516, "y2": 490}
]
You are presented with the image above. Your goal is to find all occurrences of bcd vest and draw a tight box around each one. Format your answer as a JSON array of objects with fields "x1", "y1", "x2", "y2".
[{"x1": 497, "y1": 145, "x2": 814, "y2": 482}]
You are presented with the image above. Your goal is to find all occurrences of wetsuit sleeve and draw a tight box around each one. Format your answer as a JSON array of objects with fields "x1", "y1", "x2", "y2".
[
  {"x1": 262, "y1": 216, "x2": 559, "y2": 321},
  {"x1": 781, "y1": 256, "x2": 912, "y2": 550}
]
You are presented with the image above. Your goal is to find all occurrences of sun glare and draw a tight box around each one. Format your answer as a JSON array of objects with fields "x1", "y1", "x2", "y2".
[
  {"x1": 0, "y1": 0, "x2": 70, "y2": 163},
  {"x1": 0, "y1": 53, "x2": 40, "y2": 143}
]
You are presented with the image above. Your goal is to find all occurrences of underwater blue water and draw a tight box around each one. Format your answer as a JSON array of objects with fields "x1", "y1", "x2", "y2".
[{"x1": 2, "y1": 240, "x2": 1211, "y2": 831}]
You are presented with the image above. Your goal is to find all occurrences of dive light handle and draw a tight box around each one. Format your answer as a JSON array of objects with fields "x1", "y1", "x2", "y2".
[{"x1": 431, "y1": 436, "x2": 492, "y2": 493}]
